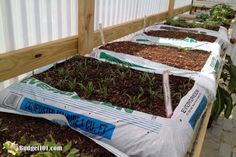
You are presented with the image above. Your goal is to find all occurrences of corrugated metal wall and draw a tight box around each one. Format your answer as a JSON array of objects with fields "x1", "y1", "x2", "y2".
[{"x1": 0, "y1": 0, "x2": 191, "y2": 89}]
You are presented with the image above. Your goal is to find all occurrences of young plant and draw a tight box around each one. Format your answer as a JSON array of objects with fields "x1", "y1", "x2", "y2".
[
  {"x1": 210, "y1": 56, "x2": 236, "y2": 126},
  {"x1": 103, "y1": 76, "x2": 116, "y2": 86},
  {"x1": 97, "y1": 83, "x2": 108, "y2": 97},
  {"x1": 3, "y1": 141, "x2": 21, "y2": 156},
  {"x1": 148, "y1": 88, "x2": 159, "y2": 100},
  {"x1": 139, "y1": 73, "x2": 147, "y2": 83},
  {"x1": 68, "y1": 78, "x2": 77, "y2": 91},
  {"x1": 79, "y1": 82, "x2": 95, "y2": 96},
  {"x1": 125, "y1": 88, "x2": 144, "y2": 105},
  {"x1": 45, "y1": 72, "x2": 52, "y2": 83},
  {"x1": 117, "y1": 70, "x2": 125, "y2": 80},
  {"x1": 58, "y1": 79, "x2": 66, "y2": 88},
  {"x1": 125, "y1": 94, "x2": 140, "y2": 105},
  {"x1": 58, "y1": 67, "x2": 70, "y2": 79}
]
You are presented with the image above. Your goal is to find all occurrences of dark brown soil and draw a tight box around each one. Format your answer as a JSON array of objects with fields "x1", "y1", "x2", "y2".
[
  {"x1": 35, "y1": 56, "x2": 194, "y2": 116},
  {"x1": 99, "y1": 41, "x2": 210, "y2": 71},
  {"x1": 0, "y1": 112, "x2": 114, "y2": 157},
  {"x1": 145, "y1": 30, "x2": 217, "y2": 42}
]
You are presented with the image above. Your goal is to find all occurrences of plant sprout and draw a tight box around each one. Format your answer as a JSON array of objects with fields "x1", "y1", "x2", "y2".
[
  {"x1": 79, "y1": 82, "x2": 95, "y2": 96},
  {"x1": 58, "y1": 79, "x2": 66, "y2": 88},
  {"x1": 68, "y1": 78, "x2": 77, "y2": 91},
  {"x1": 45, "y1": 72, "x2": 52, "y2": 83},
  {"x1": 97, "y1": 83, "x2": 108, "y2": 97}
]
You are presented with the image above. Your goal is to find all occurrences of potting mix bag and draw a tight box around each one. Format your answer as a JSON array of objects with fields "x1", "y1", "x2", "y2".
[
  {"x1": 90, "y1": 41, "x2": 221, "y2": 98},
  {"x1": 0, "y1": 76, "x2": 210, "y2": 157},
  {"x1": 145, "y1": 24, "x2": 230, "y2": 49}
]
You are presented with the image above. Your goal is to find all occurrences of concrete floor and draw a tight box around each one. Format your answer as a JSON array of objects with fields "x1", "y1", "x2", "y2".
[{"x1": 201, "y1": 96, "x2": 236, "y2": 157}]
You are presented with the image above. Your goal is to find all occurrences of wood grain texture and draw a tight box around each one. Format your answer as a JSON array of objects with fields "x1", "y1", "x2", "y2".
[
  {"x1": 168, "y1": 0, "x2": 175, "y2": 18},
  {"x1": 0, "y1": 36, "x2": 78, "y2": 82},
  {"x1": 78, "y1": 0, "x2": 95, "y2": 55}
]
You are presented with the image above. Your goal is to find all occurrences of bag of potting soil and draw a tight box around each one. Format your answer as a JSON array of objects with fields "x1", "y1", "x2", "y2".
[
  {"x1": 0, "y1": 76, "x2": 210, "y2": 157},
  {"x1": 145, "y1": 24, "x2": 230, "y2": 49},
  {"x1": 90, "y1": 47, "x2": 221, "y2": 98},
  {"x1": 131, "y1": 33, "x2": 223, "y2": 56}
]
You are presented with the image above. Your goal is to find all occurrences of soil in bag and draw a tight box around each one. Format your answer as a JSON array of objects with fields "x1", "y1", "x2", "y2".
[
  {"x1": 144, "y1": 30, "x2": 217, "y2": 42},
  {"x1": 99, "y1": 41, "x2": 210, "y2": 71},
  {"x1": 0, "y1": 112, "x2": 115, "y2": 157},
  {"x1": 34, "y1": 56, "x2": 194, "y2": 116}
]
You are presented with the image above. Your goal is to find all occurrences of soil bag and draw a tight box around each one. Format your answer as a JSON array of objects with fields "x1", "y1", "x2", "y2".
[
  {"x1": 145, "y1": 24, "x2": 230, "y2": 49},
  {"x1": 90, "y1": 37, "x2": 222, "y2": 98},
  {"x1": 0, "y1": 76, "x2": 209, "y2": 157}
]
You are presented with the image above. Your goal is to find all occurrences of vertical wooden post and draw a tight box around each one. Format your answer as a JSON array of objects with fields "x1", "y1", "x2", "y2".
[
  {"x1": 78, "y1": 0, "x2": 95, "y2": 55},
  {"x1": 190, "y1": 0, "x2": 194, "y2": 14},
  {"x1": 168, "y1": 0, "x2": 175, "y2": 18}
]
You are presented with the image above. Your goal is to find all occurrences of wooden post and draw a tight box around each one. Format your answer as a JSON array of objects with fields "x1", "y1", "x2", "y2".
[
  {"x1": 190, "y1": 0, "x2": 194, "y2": 14},
  {"x1": 168, "y1": 0, "x2": 175, "y2": 18},
  {"x1": 78, "y1": 0, "x2": 95, "y2": 55}
]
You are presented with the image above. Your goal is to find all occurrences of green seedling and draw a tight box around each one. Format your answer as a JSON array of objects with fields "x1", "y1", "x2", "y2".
[
  {"x1": 58, "y1": 79, "x2": 66, "y2": 88},
  {"x1": 118, "y1": 65, "x2": 126, "y2": 72},
  {"x1": 103, "y1": 76, "x2": 116, "y2": 86},
  {"x1": 45, "y1": 72, "x2": 52, "y2": 83},
  {"x1": 58, "y1": 68, "x2": 70, "y2": 79},
  {"x1": 148, "y1": 88, "x2": 159, "y2": 99},
  {"x1": 125, "y1": 94, "x2": 140, "y2": 105},
  {"x1": 3, "y1": 141, "x2": 21, "y2": 156},
  {"x1": 117, "y1": 70, "x2": 125, "y2": 80},
  {"x1": 79, "y1": 82, "x2": 95, "y2": 96},
  {"x1": 97, "y1": 83, "x2": 108, "y2": 97},
  {"x1": 68, "y1": 78, "x2": 77, "y2": 91},
  {"x1": 125, "y1": 88, "x2": 144, "y2": 105}
]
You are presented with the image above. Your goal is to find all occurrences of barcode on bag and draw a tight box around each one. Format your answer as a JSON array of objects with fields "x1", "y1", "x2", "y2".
[{"x1": 3, "y1": 92, "x2": 22, "y2": 109}]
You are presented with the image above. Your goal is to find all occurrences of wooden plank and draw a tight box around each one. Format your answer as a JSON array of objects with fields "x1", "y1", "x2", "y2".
[
  {"x1": 173, "y1": 5, "x2": 192, "y2": 15},
  {"x1": 0, "y1": 5, "x2": 191, "y2": 82},
  {"x1": 94, "y1": 11, "x2": 168, "y2": 47},
  {"x1": 0, "y1": 36, "x2": 78, "y2": 82},
  {"x1": 78, "y1": 0, "x2": 95, "y2": 55},
  {"x1": 168, "y1": 0, "x2": 175, "y2": 18}
]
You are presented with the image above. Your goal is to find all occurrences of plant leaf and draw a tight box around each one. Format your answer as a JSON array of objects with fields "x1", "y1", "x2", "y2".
[
  {"x1": 63, "y1": 141, "x2": 72, "y2": 153},
  {"x1": 66, "y1": 148, "x2": 79, "y2": 157},
  {"x1": 33, "y1": 152, "x2": 53, "y2": 157}
]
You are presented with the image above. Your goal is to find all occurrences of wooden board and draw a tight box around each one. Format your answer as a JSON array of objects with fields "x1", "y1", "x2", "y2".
[
  {"x1": 168, "y1": 0, "x2": 175, "y2": 18},
  {"x1": 0, "y1": 36, "x2": 78, "y2": 82},
  {"x1": 78, "y1": 0, "x2": 95, "y2": 55},
  {"x1": 0, "y1": 4, "x2": 191, "y2": 82}
]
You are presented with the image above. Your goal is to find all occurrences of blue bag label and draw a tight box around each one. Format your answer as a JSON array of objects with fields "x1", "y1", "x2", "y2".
[
  {"x1": 189, "y1": 96, "x2": 208, "y2": 129},
  {"x1": 20, "y1": 98, "x2": 116, "y2": 140}
]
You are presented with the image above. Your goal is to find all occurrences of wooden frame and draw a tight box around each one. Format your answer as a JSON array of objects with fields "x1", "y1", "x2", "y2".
[{"x1": 0, "y1": 3, "x2": 191, "y2": 82}]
